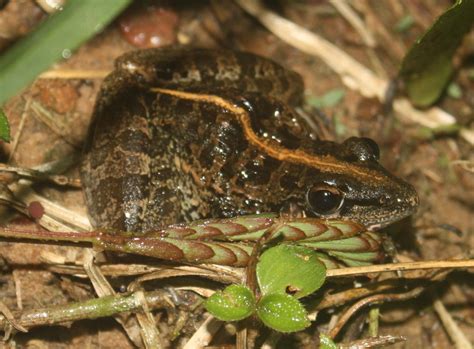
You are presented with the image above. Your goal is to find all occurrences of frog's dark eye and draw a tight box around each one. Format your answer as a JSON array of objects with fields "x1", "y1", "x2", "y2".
[
  {"x1": 361, "y1": 138, "x2": 380, "y2": 160},
  {"x1": 306, "y1": 185, "x2": 344, "y2": 216},
  {"x1": 343, "y1": 137, "x2": 380, "y2": 162}
]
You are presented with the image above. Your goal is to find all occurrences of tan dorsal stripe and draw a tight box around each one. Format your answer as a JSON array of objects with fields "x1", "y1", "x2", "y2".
[{"x1": 151, "y1": 87, "x2": 386, "y2": 182}]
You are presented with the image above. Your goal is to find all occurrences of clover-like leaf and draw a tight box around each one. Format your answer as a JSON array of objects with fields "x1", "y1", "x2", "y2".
[
  {"x1": 257, "y1": 244, "x2": 326, "y2": 298},
  {"x1": 256, "y1": 293, "x2": 310, "y2": 333},
  {"x1": 205, "y1": 284, "x2": 255, "y2": 321}
]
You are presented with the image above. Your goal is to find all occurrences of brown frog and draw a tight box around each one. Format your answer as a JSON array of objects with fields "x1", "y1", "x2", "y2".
[{"x1": 81, "y1": 47, "x2": 418, "y2": 233}]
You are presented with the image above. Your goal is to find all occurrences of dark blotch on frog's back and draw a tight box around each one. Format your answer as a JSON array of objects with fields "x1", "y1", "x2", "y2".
[{"x1": 115, "y1": 47, "x2": 304, "y2": 105}]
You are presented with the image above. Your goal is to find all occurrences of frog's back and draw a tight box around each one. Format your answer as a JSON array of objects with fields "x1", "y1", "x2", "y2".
[
  {"x1": 113, "y1": 47, "x2": 304, "y2": 104},
  {"x1": 81, "y1": 48, "x2": 308, "y2": 232}
]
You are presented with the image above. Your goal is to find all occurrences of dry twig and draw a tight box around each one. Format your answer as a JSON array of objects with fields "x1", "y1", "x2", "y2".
[
  {"x1": 432, "y1": 296, "x2": 473, "y2": 349},
  {"x1": 183, "y1": 316, "x2": 223, "y2": 349},
  {"x1": 328, "y1": 287, "x2": 425, "y2": 338}
]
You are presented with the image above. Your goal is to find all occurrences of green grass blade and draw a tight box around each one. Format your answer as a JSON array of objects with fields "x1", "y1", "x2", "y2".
[
  {"x1": 0, "y1": 0, "x2": 132, "y2": 106},
  {"x1": 399, "y1": 0, "x2": 474, "y2": 107},
  {"x1": 0, "y1": 108, "x2": 11, "y2": 142}
]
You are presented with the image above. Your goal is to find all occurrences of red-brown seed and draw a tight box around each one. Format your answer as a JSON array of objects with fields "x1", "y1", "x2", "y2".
[{"x1": 28, "y1": 201, "x2": 44, "y2": 220}]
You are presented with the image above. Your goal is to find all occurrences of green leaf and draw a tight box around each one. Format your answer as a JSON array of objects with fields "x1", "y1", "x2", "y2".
[
  {"x1": 256, "y1": 293, "x2": 310, "y2": 333},
  {"x1": 399, "y1": 0, "x2": 474, "y2": 107},
  {"x1": 447, "y1": 82, "x2": 463, "y2": 99},
  {"x1": 0, "y1": 109, "x2": 11, "y2": 143},
  {"x1": 256, "y1": 245, "x2": 326, "y2": 299},
  {"x1": 333, "y1": 112, "x2": 347, "y2": 137},
  {"x1": 468, "y1": 68, "x2": 474, "y2": 80},
  {"x1": 307, "y1": 89, "x2": 345, "y2": 108},
  {"x1": 319, "y1": 334, "x2": 338, "y2": 349},
  {"x1": 0, "y1": 0, "x2": 132, "y2": 106},
  {"x1": 205, "y1": 285, "x2": 255, "y2": 321},
  {"x1": 395, "y1": 15, "x2": 415, "y2": 32},
  {"x1": 415, "y1": 123, "x2": 461, "y2": 140}
]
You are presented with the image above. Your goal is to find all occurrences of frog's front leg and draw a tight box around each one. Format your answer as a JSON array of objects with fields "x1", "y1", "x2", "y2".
[{"x1": 81, "y1": 78, "x2": 197, "y2": 232}]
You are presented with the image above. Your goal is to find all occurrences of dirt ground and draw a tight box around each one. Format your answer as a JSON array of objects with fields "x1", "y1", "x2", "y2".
[{"x1": 0, "y1": 1, "x2": 473, "y2": 348}]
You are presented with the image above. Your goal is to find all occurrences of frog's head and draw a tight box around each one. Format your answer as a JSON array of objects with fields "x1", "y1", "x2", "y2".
[{"x1": 294, "y1": 137, "x2": 419, "y2": 230}]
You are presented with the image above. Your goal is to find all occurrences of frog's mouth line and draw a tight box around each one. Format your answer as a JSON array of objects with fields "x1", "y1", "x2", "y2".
[{"x1": 363, "y1": 208, "x2": 418, "y2": 231}]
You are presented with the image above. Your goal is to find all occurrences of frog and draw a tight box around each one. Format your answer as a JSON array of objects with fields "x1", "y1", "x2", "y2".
[{"x1": 80, "y1": 47, "x2": 418, "y2": 233}]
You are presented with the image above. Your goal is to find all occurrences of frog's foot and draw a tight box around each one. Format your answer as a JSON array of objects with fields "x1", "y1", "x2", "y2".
[{"x1": 278, "y1": 199, "x2": 306, "y2": 219}]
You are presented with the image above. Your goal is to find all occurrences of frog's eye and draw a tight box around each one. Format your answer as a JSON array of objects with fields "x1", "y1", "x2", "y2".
[
  {"x1": 306, "y1": 185, "x2": 344, "y2": 216},
  {"x1": 362, "y1": 137, "x2": 380, "y2": 160},
  {"x1": 343, "y1": 137, "x2": 380, "y2": 162}
]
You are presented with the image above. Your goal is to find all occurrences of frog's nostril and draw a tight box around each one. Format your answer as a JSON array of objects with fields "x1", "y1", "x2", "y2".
[
  {"x1": 406, "y1": 185, "x2": 419, "y2": 208},
  {"x1": 379, "y1": 194, "x2": 391, "y2": 205},
  {"x1": 410, "y1": 194, "x2": 419, "y2": 207}
]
